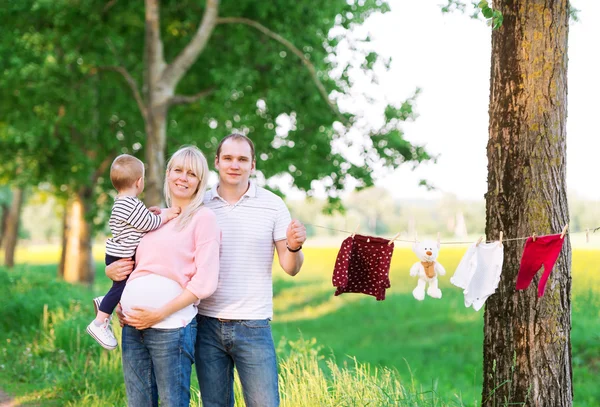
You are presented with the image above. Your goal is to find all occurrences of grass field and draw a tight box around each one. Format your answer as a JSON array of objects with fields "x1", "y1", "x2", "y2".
[
  {"x1": 272, "y1": 247, "x2": 600, "y2": 406},
  {"x1": 1, "y1": 243, "x2": 599, "y2": 406}
]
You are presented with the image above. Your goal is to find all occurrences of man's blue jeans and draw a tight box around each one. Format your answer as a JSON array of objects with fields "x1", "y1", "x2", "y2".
[
  {"x1": 195, "y1": 315, "x2": 280, "y2": 407},
  {"x1": 122, "y1": 319, "x2": 197, "y2": 407}
]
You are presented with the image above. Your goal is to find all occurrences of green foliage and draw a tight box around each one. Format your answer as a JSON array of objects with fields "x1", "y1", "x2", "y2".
[
  {"x1": 569, "y1": 5, "x2": 581, "y2": 22},
  {"x1": 1, "y1": 0, "x2": 433, "y2": 220},
  {"x1": 477, "y1": 1, "x2": 503, "y2": 29},
  {"x1": 272, "y1": 247, "x2": 600, "y2": 406},
  {"x1": 440, "y1": 0, "x2": 503, "y2": 30},
  {"x1": 0, "y1": 186, "x2": 12, "y2": 206}
]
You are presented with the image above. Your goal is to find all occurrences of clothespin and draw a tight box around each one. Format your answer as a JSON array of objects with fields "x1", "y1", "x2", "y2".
[
  {"x1": 532, "y1": 233, "x2": 537, "y2": 242},
  {"x1": 560, "y1": 224, "x2": 568, "y2": 239},
  {"x1": 476, "y1": 236, "x2": 483, "y2": 246},
  {"x1": 388, "y1": 232, "x2": 401, "y2": 246},
  {"x1": 586, "y1": 228, "x2": 590, "y2": 243},
  {"x1": 498, "y1": 231, "x2": 503, "y2": 247},
  {"x1": 351, "y1": 223, "x2": 359, "y2": 239}
]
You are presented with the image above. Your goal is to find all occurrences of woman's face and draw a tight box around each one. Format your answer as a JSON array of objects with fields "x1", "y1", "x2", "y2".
[{"x1": 166, "y1": 160, "x2": 200, "y2": 203}]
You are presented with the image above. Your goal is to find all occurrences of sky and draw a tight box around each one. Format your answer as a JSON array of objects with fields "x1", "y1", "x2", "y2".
[{"x1": 351, "y1": 0, "x2": 600, "y2": 201}]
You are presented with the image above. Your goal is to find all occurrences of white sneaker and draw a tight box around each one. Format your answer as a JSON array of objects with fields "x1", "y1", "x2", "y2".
[
  {"x1": 86, "y1": 318, "x2": 118, "y2": 350},
  {"x1": 92, "y1": 296, "x2": 105, "y2": 315}
]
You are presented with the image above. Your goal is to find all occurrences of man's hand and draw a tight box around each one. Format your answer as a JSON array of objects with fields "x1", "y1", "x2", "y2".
[
  {"x1": 106, "y1": 258, "x2": 134, "y2": 281},
  {"x1": 115, "y1": 304, "x2": 126, "y2": 327},
  {"x1": 286, "y1": 219, "x2": 306, "y2": 251}
]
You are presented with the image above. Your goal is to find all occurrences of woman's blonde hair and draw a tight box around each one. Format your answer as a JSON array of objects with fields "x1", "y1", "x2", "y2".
[{"x1": 163, "y1": 145, "x2": 209, "y2": 230}]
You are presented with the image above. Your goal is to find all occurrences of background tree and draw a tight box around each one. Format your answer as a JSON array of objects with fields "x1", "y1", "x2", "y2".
[
  {"x1": 1, "y1": 187, "x2": 24, "y2": 268},
  {"x1": 1, "y1": 0, "x2": 433, "y2": 282},
  {"x1": 0, "y1": 12, "x2": 135, "y2": 282},
  {"x1": 483, "y1": 1, "x2": 571, "y2": 405},
  {"x1": 0, "y1": 186, "x2": 11, "y2": 249},
  {"x1": 102, "y1": 0, "x2": 432, "y2": 206}
]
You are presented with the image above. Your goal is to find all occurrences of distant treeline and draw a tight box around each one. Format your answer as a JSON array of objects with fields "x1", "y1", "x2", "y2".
[{"x1": 6, "y1": 187, "x2": 600, "y2": 243}]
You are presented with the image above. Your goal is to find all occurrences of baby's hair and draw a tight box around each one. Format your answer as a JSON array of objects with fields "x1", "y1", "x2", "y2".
[{"x1": 110, "y1": 154, "x2": 144, "y2": 191}]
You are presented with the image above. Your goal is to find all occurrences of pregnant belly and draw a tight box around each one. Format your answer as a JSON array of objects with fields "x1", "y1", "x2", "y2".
[
  {"x1": 121, "y1": 274, "x2": 195, "y2": 329},
  {"x1": 121, "y1": 274, "x2": 183, "y2": 311}
]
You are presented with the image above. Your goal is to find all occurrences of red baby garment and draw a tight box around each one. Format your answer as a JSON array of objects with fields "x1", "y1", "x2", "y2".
[
  {"x1": 515, "y1": 234, "x2": 565, "y2": 297},
  {"x1": 332, "y1": 234, "x2": 394, "y2": 301}
]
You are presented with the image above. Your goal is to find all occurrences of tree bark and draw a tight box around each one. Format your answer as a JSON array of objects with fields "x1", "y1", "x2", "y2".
[
  {"x1": 144, "y1": 106, "x2": 168, "y2": 206},
  {"x1": 483, "y1": 1, "x2": 571, "y2": 406},
  {"x1": 3, "y1": 187, "x2": 24, "y2": 268},
  {"x1": 142, "y1": 0, "x2": 219, "y2": 206},
  {"x1": 58, "y1": 190, "x2": 94, "y2": 284}
]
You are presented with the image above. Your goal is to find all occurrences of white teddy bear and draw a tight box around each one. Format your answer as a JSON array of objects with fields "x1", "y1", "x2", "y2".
[{"x1": 409, "y1": 239, "x2": 446, "y2": 301}]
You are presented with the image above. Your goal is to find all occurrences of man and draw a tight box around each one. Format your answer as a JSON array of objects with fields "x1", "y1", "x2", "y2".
[{"x1": 196, "y1": 133, "x2": 306, "y2": 407}]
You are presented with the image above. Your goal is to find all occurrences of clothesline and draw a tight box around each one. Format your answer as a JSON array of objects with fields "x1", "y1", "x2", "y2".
[
  {"x1": 305, "y1": 223, "x2": 577, "y2": 245},
  {"x1": 327, "y1": 222, "x2": 570, "y2": 304},
  {"x1": 329, "y1": 222, "x2": 567, "y2": 304}
]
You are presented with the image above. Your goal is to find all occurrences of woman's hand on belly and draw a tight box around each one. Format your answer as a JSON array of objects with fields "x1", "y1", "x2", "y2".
[{"x1": 124, "y1": 306, "x2": 165, "y2": 330}]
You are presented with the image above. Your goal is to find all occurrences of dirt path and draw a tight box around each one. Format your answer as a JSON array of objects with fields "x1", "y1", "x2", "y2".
[{"x1": 0, "y1": 388, "x2": 15, "y2": 407}]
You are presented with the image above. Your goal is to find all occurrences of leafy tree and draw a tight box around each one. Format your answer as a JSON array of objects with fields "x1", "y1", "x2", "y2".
[
  {"x1": 0, "y1": 6, "x2": 139, "y2": 280},
  {"x1": 2, "y1": 0, "x2": 434, "y2": 281},
  {"x1": 4, "y1": 0, "x2": 432, "y2": 204}
]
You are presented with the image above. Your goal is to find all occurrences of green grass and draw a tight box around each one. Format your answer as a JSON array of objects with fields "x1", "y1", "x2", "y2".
[
  {"x1": 271, "y1": 247, "x2": 600, "y2": 406},
  {"x1": 0, "y1": 246, "x2": 599, "y2": 406}
]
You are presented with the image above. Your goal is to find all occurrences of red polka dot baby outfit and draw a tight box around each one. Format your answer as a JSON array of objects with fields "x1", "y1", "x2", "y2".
[{"x1": 332, "y1": 234, "x2": 394, "y2": 301}]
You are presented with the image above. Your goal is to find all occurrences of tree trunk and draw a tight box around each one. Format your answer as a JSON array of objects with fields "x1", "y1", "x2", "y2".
[
  {"x1": 141, "y1": 0, "x2": 219, "y2": 206},
  {"x1": 143, "y1": 0, "x2": 167, "y2": 206},
  {"x1": 483, "y1": 1, "x2": 571, "y2": 406},
  {"x1": 58, "y1": 190, "x2": 94, "y2": 284},
  {"x1": 0, "y1": 203, "x2": 9, "y2": 248},
  {"x1": 3, "y1": 187, "x2": 24, "y2": 268},
  {"x1": 144, "y1": 107, "x2": 168, "y2": 206}
]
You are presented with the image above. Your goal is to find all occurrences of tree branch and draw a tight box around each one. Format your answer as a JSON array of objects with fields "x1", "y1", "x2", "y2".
[
  {"x1": 95, "y1": 66, "x2": 148, "y2": 121},
  {"x1": 145, "y1": 0, "x2": 167, "y2": 86},
  {"x1": 161, "y1": 0, "x2": 220, "y2": 89},
  {"x1": 217, "y1": 17, "x2": 347, "y2": 124},
  {"x1": 170, "y1": 87, "x2": 216, "y2": 106},
  {"x1": 91, "y1": 153, "x2": 115, "y2": 184},
  {"x1": 102, "y1": 0, "x2": 118, "y2": 14}
]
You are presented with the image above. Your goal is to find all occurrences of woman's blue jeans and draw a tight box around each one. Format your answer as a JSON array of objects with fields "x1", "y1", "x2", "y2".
[
  {"x1": 122, "y1": 319, "x2": 197, "y2": 407},
  {"x1": 195, "y1": 315, "x2": 280, "y2": 407}
]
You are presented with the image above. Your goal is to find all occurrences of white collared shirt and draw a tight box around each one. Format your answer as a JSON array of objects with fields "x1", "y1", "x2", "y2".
[{"x1": 197, "y1": 181, "x2": 291, "y2": 320}]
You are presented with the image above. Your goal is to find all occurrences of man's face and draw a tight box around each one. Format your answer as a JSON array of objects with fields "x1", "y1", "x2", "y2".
[{"x1": 215, "y1": 139, "x2": 255, "y2": 187}]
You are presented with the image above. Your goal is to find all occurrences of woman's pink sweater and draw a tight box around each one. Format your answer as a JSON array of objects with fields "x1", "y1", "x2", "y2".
[{"x1": 128, "y1": 206, "x2": 221, "y2": 300}]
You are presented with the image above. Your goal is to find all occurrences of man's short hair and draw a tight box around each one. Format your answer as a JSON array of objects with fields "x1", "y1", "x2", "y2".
[
  {"x1": 216, "y1": 133, "x2": 255, "y2": 161},
  {"x1": 110, "y1": 154, "x2": 144, "y2": 191}
]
